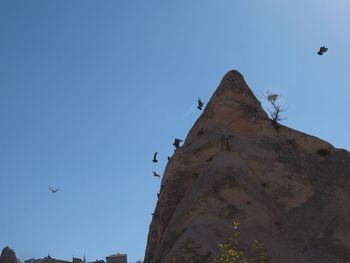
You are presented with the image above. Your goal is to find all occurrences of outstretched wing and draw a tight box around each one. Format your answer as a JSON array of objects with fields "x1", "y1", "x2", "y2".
[
  {"x1": 49, "y1": 186, "x2": 59, "y2": 193},
  {"x1": 153, "y1": 152, "x2": 157, "y2": 160}
]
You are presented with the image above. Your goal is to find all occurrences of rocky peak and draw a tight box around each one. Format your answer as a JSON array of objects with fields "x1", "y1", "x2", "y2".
[
  {"x1": 0, "y1": 247, "x2": 19, "y2": 263},
  {"x1": 144, "y1": 70, "x2": 350, "y2": 263}
]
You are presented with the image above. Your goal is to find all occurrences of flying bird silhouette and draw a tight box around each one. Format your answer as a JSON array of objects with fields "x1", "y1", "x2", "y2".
[
  {"x1": 152, "y1": 152, "x2": 158, "y2": 163},
  {"x1": 317, "y1": 46, "x2": 328, "y2": 55},
  {"x1": 157, "y1": 193, "x2": 160, "y2": 198},
  {"x1": 48, "y1": 186, "x2": 59, "y2": 193},
  {"x1": 173, "y1": 138, "x2": 183, "y2": 149},
  {"x1": 152, "y1": 171, "x2": 161, "y2": 177},
  {"x1": 197, "y1": 97, "x2": 204, "y2": 110}
]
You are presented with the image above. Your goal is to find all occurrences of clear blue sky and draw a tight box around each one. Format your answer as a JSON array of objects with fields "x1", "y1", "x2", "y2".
[{"x1": 1, "y1": 1, "x2": 349, "y2": 262}]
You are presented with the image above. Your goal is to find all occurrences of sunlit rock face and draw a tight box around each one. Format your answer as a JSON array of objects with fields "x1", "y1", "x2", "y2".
[
  {"x1": 143, "y1": 70, "x2": 350, "y2": 263},
  {"x1": 0, "y1": 247, "x2": 20, "y2": 263}
]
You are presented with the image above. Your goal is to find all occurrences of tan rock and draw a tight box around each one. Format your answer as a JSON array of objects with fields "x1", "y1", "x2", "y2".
[{"x1": 144, "y1": 70, "x2": 350, "y2": 263}]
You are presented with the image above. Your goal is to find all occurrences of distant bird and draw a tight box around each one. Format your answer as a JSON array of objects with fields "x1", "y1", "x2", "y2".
[
  {"x1": 152, "y1": 152, "x2": 158, "y2": 163},
  {"x1": 197, "y1": 97, "x2": 204, "y2": 110},
  {"x1": 48, "y1": 186, "x2": 59, "y2": 193},
  {"x1": 173, "y1": 138, "x2": 183, "y2": 149},
  {"x1": 206, "y1": 156, "x2": 214, "y2": 162},
  {"x1": 167, "y1": 156, "x2": 171, "y2": 161},
  {"x1": 317, "y1": 46, "x2": 328, "y2": 55},
  {"x1": 152, "y1": 171, "x2": 161, "y2": 177},
  {"x1": 157, "y1": 193, "x2": 160, "y2": 198}
]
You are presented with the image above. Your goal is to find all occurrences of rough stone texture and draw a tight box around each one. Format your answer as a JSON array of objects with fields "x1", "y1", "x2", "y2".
[
  {"x1": 0, "y1": 247, "x2": 19, "y2": 263},
  {"x1": 143, "y1": 70, "x2": 350, "y2": 263}
]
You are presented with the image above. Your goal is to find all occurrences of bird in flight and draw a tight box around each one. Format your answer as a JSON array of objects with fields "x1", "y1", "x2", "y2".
[
  {"x1": 173, "y1": 138, "x2": 183, "y2": 149},
  {"x1": 197, "y1": 97, "x2": 204, "y2": 110},
  {"x1": 317, "y1": 46, "x2": 328, "y2": 55},
  {"x1": 152, "y1": 171, "x2": 161, "y2": 177},
  {"x1": 152, "y1": 152, "x2": 158, "y2": 163},
  {"x1": 48, "y1": 186, "x2": 59, "y2": 193}
]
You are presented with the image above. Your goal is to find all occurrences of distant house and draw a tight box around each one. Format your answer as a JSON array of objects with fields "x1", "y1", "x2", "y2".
[
  {"x1": 105, "y1": 254, "x2": 127, "y2": 263},
  {"x1": 24, "y1": 253, "x2": 127, "y2": 263},
  {"x1": 89, "y1": 260, "x2": 105, "y2": 263},
  {"x1": 24, "y1": 255, "x2": 71, "y2": 263},
  {"x1": 72, "y1": 258, "x2": 84, "y2": 263}
]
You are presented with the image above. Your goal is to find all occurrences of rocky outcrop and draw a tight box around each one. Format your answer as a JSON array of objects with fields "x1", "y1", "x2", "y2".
[
  {"x1": 0, "y1": 247, "x2": 20, "y2": 263},
  {"x1": 144, "y1": 70, "x2": 350, "y2": 263}
]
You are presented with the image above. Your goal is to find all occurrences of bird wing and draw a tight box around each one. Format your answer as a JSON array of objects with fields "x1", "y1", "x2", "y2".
[
  {"x1": 48, "y1": 186, "x2": 54, "y2": 192},
  {"x1": 153, "y1": 152, "x2": 157, "y2": 159},
  {"x1": 198, "y1": 97, "x2": 202, "y2": 105}
]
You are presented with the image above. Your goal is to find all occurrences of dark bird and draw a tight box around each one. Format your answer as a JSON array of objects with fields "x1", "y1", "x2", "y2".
[
  {"x1": 151, "y1": 213, "x2": 159, "y2": 218},
  {"x1": 197, "y1": 97, "x2": 204, "y2": 110},
  {"x1": 206, "y1": 156, "x2": 214, "y2": 162},
  {"x1": 152, "y1": 171, "x2": 160, "y2": 177},
  {"x1": 173, "y1": 138, "x2": 183, "y2": 149},
  {"x1": 317, "y1": 46, "x2": 328, "y2": 55},
  {"x1": 152, "y1": 152, "x2": 158, "y2": 163},
  {"x1": 167, "y1": 156, "x2": 171, "y2": 161},
  {"x1": 48, "y1": 186, "x2": 59, "y2": 193},
  {"x1": 157, "y1": 193, "x2": 160, "y2": 198}
]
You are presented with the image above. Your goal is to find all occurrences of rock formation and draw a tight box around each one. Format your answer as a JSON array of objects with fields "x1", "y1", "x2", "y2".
[
  {"x1": 144, "y1": 70, "x2": 350, "y2": 262},
  {"x1": 0, "y1": 247, "x2": 20, "y2": 263}
]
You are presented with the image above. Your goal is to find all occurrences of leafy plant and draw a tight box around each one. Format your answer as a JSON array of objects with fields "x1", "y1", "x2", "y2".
[{"x1": 215, "y1": 221, "x2": 267, "y2": 263}]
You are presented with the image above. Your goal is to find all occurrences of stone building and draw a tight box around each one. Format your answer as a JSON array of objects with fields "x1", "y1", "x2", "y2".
[
  {"x1": 24, "y1": 255, "x2": 71, "y2": 263},
  {"x1": 105, "y1": 254, "x2": 127, "y2": 263}
]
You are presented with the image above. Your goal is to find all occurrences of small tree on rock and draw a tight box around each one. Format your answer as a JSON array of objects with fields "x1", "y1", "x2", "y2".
[{"x1": 264, "y1": 92, "x2": 287, "y2": 128}]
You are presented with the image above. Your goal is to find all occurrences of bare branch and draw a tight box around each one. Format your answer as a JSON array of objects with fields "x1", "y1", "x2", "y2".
[{"x1": 263, "y1": 92, "x2": 287, "y2": 127}]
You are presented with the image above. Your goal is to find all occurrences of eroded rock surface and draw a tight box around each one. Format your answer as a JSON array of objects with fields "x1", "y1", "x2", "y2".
[{"x1": 144, "y1": 70, "x2": 350, "y2": 263}]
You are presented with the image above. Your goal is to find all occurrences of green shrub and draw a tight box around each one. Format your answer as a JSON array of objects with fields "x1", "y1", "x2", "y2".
[{"x1": 215, "y1": 221, "x2": 267, "y2": 263}]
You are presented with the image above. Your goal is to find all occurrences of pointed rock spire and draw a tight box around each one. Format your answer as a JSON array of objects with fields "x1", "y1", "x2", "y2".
[{"x1": 144, "y1": 70, "x2": 350, "y2": 263}]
